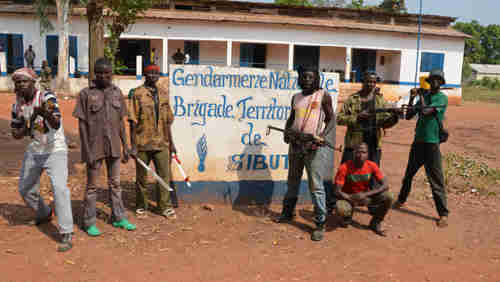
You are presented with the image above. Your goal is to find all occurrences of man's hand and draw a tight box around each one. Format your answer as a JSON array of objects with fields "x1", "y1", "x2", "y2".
[
  {"x1": 284, "y1": 128, "x2": 293, "y2": 144},
  {"x1": 129, "y1": 146, "x2": 138, "y2": 158},
  {"x1": 357, "y1": 110, "x2": 372, "y2": 121},
  {"x1": 409, "y1": 88, "x2": 418, "y2": 99},
  {"x1": 32, "y1": 106, "x2": 50, "y2": 119},
  {"x1": 313, "y1": 135, "x2": 325, "y2": 146},
  {"x1": 351, "y1": 193, "x2": 369, "y2": 206},
  {"x1": 122, "y1": 148, "x2": 130, "y2": 163},
  {"x1": 169, "y1": 143, "x2": 177, "y2": 155}
]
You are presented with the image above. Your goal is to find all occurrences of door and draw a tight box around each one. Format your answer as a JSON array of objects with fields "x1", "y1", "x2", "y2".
[
  {"x1": 352, "y1": 49, "x2": 377, "y2": 82},
  {"x1": 184, "y1": 41, "x2": 199, "y2": 65},
  {"x1": 46, "y1": 35, "x2": 78, "y2": 74},
  {"x1": 11, "y1": 34, "x2": 24, "y2": 70},
  {"x1": 293, "y1": 45, "x2": 319, "y2": 70}
]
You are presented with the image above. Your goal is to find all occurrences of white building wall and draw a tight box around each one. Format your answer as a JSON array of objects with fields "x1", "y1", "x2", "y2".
[
  {"x1": 0, "y1": 13, "x2": 465, "y2": 90},
  {"x1": 232, "y1": 42, "x2": 240, "y2": 67},
  {"x1": 266, "y1": 44, "x2": 288, "y2": 70},
  {"x1": 319, "y1": 46, "x2": 345, "y2": 73},
  {"x1": 0, "y1": 14, "x2": 89, "y2": 72},
  {"x1": 376, "y1": 50, "x2": 401, "y2": 82},
  {"x1": 199, "y1": 41, "x2": 226, "y2": 66}
]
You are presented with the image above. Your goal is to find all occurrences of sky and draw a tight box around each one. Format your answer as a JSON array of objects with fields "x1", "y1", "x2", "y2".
[{"x1": 244, "y1": 0, "x2": 500, "y2": 25}]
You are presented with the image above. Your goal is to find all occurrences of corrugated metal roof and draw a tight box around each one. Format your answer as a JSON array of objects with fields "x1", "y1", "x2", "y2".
[
  {"x1": 470, "y1": 64, "x2": 500, "y2": 74},
  {"x1": 0, "y1": 4, "x2": 469, "y2": 39}
]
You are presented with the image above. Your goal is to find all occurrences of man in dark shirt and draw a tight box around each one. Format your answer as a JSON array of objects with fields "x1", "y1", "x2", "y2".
[{"x1": 73, "y1": 57, "x2": 136, "y2": 236}]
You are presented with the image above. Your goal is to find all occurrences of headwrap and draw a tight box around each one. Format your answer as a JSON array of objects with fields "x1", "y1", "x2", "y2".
[
  {"x1": 12, "y1": 67, "x2": 38, "y2": 82},
  {"x1": 144, "y1": 64, "x2": 160, "y2": 73}
]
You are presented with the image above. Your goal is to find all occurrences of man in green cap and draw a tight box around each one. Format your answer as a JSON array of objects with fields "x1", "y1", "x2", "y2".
[{"x1": 393, "y1": 69, "x2": 449, "y2": 228}]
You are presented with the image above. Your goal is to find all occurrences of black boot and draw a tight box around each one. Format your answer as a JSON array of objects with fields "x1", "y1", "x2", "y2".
[
  {"x1": 57, "y1": 233, "x2": 73, "y2": 252},
  {"x1": 275, "y1": 197, "x2": 297, "y2": 223},
  {"x1": 311, "y1": 222, "x2": 325, "y2": 241}
]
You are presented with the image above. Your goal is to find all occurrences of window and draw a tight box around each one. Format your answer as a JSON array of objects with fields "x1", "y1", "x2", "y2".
[
  {"x1": 420, "y1": 52, "x2": 444, "y2": 72},
  {"x1": 184, "y1": 41, "x2": 199, "y2": 65},
  {"x1": 240, "y1": 43, "x2": 266, "y2": 68}
]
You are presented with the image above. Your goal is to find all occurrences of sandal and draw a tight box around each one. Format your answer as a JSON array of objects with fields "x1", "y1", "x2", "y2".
[{"x1": 161, "y1": 208, "x2": 177, "y2": 220}]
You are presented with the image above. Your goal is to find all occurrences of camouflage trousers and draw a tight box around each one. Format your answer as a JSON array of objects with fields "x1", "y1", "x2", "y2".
[
  {"x1": 336, "y1": 191, "x2": 394, "y2": 223},
  {"x1": 135, "y1": 149, "x2": 174, "y2": 212}
]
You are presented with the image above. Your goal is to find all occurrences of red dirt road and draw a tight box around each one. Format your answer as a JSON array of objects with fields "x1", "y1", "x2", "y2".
[{"x1": 0, "y1": 93, "x2": 499, "y2": 282}]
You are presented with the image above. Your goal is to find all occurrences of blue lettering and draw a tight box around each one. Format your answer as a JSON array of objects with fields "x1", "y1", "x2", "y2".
[
  {"x1": 270, "y1": 71, "x2": 280, "y2": 89},
  {"x1": 236, "y1": 96, "x2": 252, "y2": 121},
  {"x1": 253, "y1": 154, "x2": 268, "y2": 170},
  {"x1": 259, "y1": 75, "x2": 268, "y2": 89},
  {"x1": 185, "y1": 74, "x2": 194, "y2": 86},
  {"x1": 172, "y1": 68, "x2": 185, "y2": 86},
  {"x1": 174, "y1": 96, "x2": 186, "y2": 116},
  {"x1": 269, "y1": 155, "x2": 280, "y2": 169},
  {"x1": 231, "y1": 154, "x2": 243, "y2": 170}
]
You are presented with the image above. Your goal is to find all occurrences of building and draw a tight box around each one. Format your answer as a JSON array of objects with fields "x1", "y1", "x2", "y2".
[
  {"x1": 470, "y1": 64, "x2": 500, "y2": 81},
  {"x1": 0, "y1": 0, "x2": 467, "y2": 103}
]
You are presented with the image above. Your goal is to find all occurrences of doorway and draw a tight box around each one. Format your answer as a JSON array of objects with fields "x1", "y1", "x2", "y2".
[
  {"x1": 117, "y1": 39, "x2": 150, "y2": 75},
  {"x1": 352, "y1": 49, "x2": 376, "y2": 82},
  {"x1": 294, "y1": 45, "x2": 319, "y2": 70}
]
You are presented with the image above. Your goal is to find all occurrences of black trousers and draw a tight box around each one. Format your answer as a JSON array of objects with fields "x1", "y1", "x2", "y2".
[{"x1": 397, "y1": 142, "x2": 449, "y2": 217}]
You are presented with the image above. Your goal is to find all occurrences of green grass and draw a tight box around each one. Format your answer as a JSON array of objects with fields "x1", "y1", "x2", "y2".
[
  {"x1": 443, "y1": 153, "x2": 500, "y2": 196},
  {"x1": 462, "y1": 86, "x2": 500, "y2": 104}
]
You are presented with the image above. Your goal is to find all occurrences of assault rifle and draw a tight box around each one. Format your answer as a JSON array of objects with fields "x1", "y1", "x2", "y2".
[{"x1": 266, "y1": 125, "x2": 343, "y2": 152}]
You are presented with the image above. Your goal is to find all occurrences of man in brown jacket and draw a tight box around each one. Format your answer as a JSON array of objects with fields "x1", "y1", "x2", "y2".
[
  {"x1": 73, "y1": 57, "x2": 136, "y2": 236},
  {"x1": 128, "y1": 64, "x2": 177, "y2": 219}
]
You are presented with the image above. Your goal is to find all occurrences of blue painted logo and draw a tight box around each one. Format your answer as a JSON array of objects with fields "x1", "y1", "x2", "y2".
[{"x1": 197, "y1": 134, "x2": 208, "y2": 172}]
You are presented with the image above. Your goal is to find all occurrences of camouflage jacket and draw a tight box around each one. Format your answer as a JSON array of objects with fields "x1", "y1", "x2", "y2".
[
  {"x1": 128, "y1": 82, "x2": 174, "y2": 152},
  {"x1": 337, "y1": 91, "x2": 398, "y2": 149}
]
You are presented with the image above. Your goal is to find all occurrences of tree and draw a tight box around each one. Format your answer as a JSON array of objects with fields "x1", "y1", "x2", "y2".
[
  {"x1": 35, "y1": 0, "x2": 70, "y2": 91},
  {"x1": 103, "y1": 0, "x2": 157, "y2": 73},
  {"x1": 85, "y1": 0, "x2": 105, "y2": 82},
  {"x1": 274, "y1": 0, "x2": 312, "y2": 6},
  {"x1": 454, "y1": 21, "x2": 484, "y2": 63},
  {"x1": 346, "y1": 0, "x2": 364, "y2": 9},
  {"x1": 310, "y1": 0, "x2": 346, "y2": 7},
  {"x1": 378, "y1": 0, "x2": 407, "y2": 13}
]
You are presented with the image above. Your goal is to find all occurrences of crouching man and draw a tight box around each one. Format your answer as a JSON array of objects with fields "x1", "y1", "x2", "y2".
[
  {"x1": 334, "y1": 143, "x2": 393, "y2": 236},
  {"x1": 11, "y1": 67, "x2": 74, "y2": 251}
]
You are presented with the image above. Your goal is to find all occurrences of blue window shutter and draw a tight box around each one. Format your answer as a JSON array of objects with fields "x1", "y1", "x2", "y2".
[
  {"x1": 12, "y1": 34, "x2": 24, "y2": 69},
  {"x1": 69, "y1": 36, "x2": 78, "y2": 72},
  {"x1": 421, "y1": 52, "x2": 444, "y2": 72},
  {"x1": 0, "y1": 34, "x2": 7, "y2": 73},
  {"x1": 46, "y1": 35, "x2": 58, "y2": 73}
]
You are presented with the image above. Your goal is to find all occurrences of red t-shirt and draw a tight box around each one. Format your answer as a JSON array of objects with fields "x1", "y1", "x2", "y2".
[{"x1": 334, "y1": 160, "x2": 384, "y2": 194}]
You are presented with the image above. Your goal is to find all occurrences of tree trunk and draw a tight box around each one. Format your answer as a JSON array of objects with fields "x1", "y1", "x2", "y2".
[
  {"x1": 55, "y1": 0, "x2": 70, "y2": 92},
  {"x1": 87, "y1": 0, "x2": 105, "y2": 83}
]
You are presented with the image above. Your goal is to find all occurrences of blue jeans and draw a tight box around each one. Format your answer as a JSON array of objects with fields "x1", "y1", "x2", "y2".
[
  {"x1": 286, "y1": 145, "x2": 328, "y2": 225},
  {"x1": 18, "y1": 151, "x2": 73, "y2": 234}
]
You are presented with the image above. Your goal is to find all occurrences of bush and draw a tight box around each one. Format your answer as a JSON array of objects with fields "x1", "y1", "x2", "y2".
[
  {"x1": 492, "y1": 78, "x2": 500, "y2": 89},
  {"x1": 481, "y1": 77, "x2": 492, "y2": 88}
]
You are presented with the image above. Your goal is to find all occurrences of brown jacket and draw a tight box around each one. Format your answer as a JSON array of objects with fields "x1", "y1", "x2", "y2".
[
  {"x1": 128, "y1": 82, "x2": 174, "y2": 151},
  {"x1": 73, "y1": 84, "x2": 128, "y2": 163}
]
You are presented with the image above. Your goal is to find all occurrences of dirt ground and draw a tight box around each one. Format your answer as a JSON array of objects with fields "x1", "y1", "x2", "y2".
[{"x1": 0, "y1": 93, "x2": 499, "y2": 282}]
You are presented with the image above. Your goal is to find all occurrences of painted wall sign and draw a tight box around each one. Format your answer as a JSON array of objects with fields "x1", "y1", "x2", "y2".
[{"x1": 169, "y1": 65, "x2": 339, "y2": 184}]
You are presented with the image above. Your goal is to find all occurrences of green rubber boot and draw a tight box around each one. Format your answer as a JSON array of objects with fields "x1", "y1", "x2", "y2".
[
  {"x1": 86, "y1": 225, "x2": 102, "y2": 237},
  {"x1": 112, "y1": 219, "x2": 136, "y2": 231}
]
